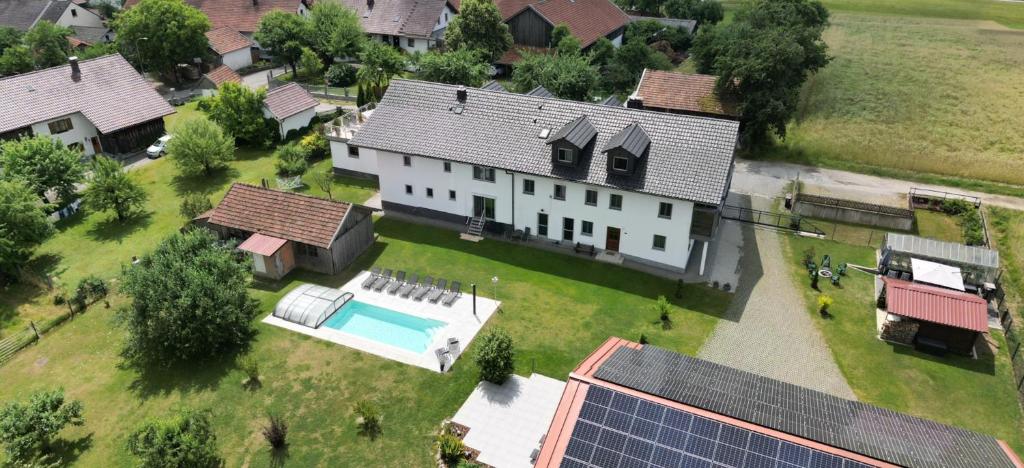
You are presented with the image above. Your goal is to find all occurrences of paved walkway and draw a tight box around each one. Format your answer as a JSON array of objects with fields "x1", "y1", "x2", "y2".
[{"x1": 698, "y1": 195, "x2": 856, "y2": 399}]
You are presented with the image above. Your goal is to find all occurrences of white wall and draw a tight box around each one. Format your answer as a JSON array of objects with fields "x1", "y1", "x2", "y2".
[
  {"x1": 30, "y1": 112, "x2": 99, "y2": 156},
  {"x1": 56, "y1": 5, "x2": 105, "y2": 28},
  {"x1": 374, "y1": 150, "x2": 697, "y2": 268},
  {"x1": 370, "y1": 34, "x2": 430, "y2": 54},
  {"x1": 220, "y1": 47, "x2": 253, "y2": 70},
  {"x1": 267, "y1": 106, "x2": 317, "y2": 139},
  {"x1": 331, "y1": 140, "x2": 378, "y2": 175},
  {"x1": 433, "y1": 4, "x2": 456, "y2": 33},
  {"x1": 610, "y1": 31, "x2": 623, "y2": 47}
]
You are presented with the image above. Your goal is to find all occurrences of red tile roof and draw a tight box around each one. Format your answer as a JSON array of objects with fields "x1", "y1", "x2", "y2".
[
  {"x1": 882, "y1": 277, "x2": 989, "y2": 332},
  {"x1": 496, "y1": 45, "x2": 551, "y2": 65},
  {"x1": 633, "y1": 69, "x2": 739, "y2": 117},
  {"x1": 496, "y1": 0, "x2": 629, "y2": 47},
  {"x1": 123, "y1": 0, "x2": 305, "y2": 33},
  {"x1": 203, "y1": 65, "x2": 243, "y2": 87},
  {"x1": 264, "y1": 82, "x2": 318, "y2": 120},
  {"x1": 0, "y1": 54, "x2": 174, "y2": 134},
  {"x1": 339, "y1": 0, "x2": 452, "y2": 38},
  {"x1": 205, "y1": 27, "x2": 253, "y2": 54},
  {"x1": 237, "y1": 232, "x2": 288, "y2": 256},
  {"x1": 208, "y1": 183, "x2": 352, "y2": 248}
]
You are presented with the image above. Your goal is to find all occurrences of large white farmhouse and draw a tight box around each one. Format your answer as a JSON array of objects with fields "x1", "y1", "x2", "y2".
[{"x1": 331, "y1": 80, "x2": 739, "y2": 273}]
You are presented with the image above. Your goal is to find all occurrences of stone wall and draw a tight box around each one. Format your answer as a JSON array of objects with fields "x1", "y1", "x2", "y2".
[{"x1": 794, "y1": 193, "x2": 915, "y2": 231}]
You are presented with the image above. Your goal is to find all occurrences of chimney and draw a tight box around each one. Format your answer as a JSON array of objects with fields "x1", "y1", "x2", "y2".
[
  {"x1": 626, "y1": 96, "x2": 644, "y2": 109},
  {"x1": 456, "y1": 85, "x2": 467, "y2": 103},
  {"x1": 69, "y1": 56, "x2": 80, "y2": 80},
  {"x1": 252, "y1": 0, "x2": 258, "y2": 6}
]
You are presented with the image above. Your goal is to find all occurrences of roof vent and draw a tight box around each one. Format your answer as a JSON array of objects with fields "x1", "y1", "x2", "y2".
[
  {"x1": 453, "y1": 106, "x2": 464, "y2": 114},
  {"x1": 538, "y1": 128, "x2": 550, "y2": 138},
  {"x1": 456, "y1": 85, "x2": 467, "y2": 103}
]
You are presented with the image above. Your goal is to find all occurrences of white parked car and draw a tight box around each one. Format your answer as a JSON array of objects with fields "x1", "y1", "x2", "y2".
[{"x1": 146, "y1": 134, "x2": 172, "y2": 158}]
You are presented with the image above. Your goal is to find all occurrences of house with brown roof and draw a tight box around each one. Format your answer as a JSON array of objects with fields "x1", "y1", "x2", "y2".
[
  {"x1": 205, "y1": 27, "x2": 255, "y2": 71},
  {"x1": 0, "y1": 54, "x2": 174, "y2": 156},
  {"x1": 628, "y1": 69, "x2": 740, "y2": 120},
  {"x1": 494, "y1": 0, "x2": 630, "y2": 65},
  {"x1": 263, "y1": 82, "x2": 319, "y2": 139},
  {"x1": 123, "y1": 0, "x2": 310, "y2": 36},
  {"x1": 340, "y1": 0, "x2": 458, "y2": 54},
  {"x1": 876, "y1": 277, "x2": 989, "y2": 356},
  {"x1": 198, "y1": 65, "x2": 243, "y2": 94},
  {"x1": 198, "y1": 183, "x2": 376, "y2": 279}
]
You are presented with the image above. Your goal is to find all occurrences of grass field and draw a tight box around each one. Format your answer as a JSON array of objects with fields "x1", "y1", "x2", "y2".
[
  {"x1": 0, "y1": 219, "x2": 729, "y2": 466},
  {"x1": 988, "y1": 207, "x2": 1024, "y2": 312},
  {"x1": 783, "y1": 236, "x2": 1024, "y2": 454},
  {"x1": 721, "y1": 0, "x2": 1024, "y2": 27}
]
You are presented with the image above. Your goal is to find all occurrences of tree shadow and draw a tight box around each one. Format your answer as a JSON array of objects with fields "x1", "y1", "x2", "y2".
[
  {"x1": 170, "y1": 167, "x2": 240, "y2": 196},
  {"x1": 268, "y1": 446, "x2": 290, "y2": 468},
  {"x1": 86, "y1": 211, "x2": 154, "y2": 242},
  {"x1": 48, "y1": 433, "x2": 94, "y2": 466},
  {"x1": 124, "y1": 344, "x2": 247, "y2": 400},
  {"x1": 890, "y1": 341, "x2": 996, "y2": 375},
  {"x1": 25, "y1": 253, "x2": 66, "y2": 283}
]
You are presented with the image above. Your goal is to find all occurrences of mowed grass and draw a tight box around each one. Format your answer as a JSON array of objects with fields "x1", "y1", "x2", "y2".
[
  {"x1": 988, "y1": 207, "x2": 1024, "y2": 312},
  {"x1": 783, "y1": 236, "x2": 1024, "y2": 453},
  {"x1": 0, "y1": 218, "x2": 730, "y2": 466}
]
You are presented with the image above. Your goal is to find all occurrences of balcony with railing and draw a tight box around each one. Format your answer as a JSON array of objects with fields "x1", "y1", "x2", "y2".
[{"x1": 323, "y1": 102, "x2": 376, "y2": 141}]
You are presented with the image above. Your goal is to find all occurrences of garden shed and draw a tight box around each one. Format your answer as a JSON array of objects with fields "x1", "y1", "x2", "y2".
[
  {"x1": 880, "y1": 233, "x2": 999, "y2": 287},
  {"x1": 877, "y1": 277, "x2": 988, "y2": 356}
]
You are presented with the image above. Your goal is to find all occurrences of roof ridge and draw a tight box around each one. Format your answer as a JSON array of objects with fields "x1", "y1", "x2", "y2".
[
  {"x1": 0, "y1": 53, "x2": 123, "y2": 84},
  {"x1": 229, "y1": 183, "x2": 353, "y2": 207}
]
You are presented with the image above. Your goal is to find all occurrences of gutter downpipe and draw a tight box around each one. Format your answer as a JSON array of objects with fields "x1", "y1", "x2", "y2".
[{"x1": 505, "y1": 170, "x2": 515, "y2": 230}]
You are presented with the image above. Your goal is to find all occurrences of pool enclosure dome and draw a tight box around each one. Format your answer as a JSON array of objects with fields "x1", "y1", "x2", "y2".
[{"x1": 274, "y1": 284, "x2": 353, "y2": 328}]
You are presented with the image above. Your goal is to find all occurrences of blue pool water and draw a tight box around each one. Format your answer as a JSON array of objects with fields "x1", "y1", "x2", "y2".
[{"x1": 321, "y1": 300, "x2": 447, "y2": 354}]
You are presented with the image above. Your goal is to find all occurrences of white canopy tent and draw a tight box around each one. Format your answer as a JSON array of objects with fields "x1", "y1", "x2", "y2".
[{"x1": 911, "y1": 258, "x2": 965, "y2": 292}]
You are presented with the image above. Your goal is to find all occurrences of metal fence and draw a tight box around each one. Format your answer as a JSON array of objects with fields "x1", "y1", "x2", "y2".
[
  {"x1": 0, "y1": 312, "x2": 73, "y2": 367},
  {"x1": 995, "y1": 274, "x2": 1024, "y2": 400},
  {"x1": 267, "y1": 70, "x2": 356, "y2": 102}
]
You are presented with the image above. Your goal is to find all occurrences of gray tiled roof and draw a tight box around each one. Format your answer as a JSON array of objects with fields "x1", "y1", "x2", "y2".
[
  {"x1": 602, "y1": 122, "x2": 650, "y2": 158},
  {"x1": 70, "y1": 26, "x2": 111, "y2": 45},
  {"x1": 349, "y1": 79, "x2": 739, "y2": 205},
  {"x1": 0, "y1": 0, "x2": 70, "y2": 30},
  {"x1": 599, "y1": 95, "x2": 622, "y2": 107},
  {"x1": 595, "y1": 345, "x2": 1019, "y2": 468},
  {"x1": 547, "y1": 114, "x2": 596, "y2": 149},
  {"x1": 480, "y1": 80, "x2": 507, "y2": 92},
  {"x1": 0, "y1": 54, "x2": 174, "y2": 134},
  {"x1": 526, "y1": 85, "x2": 554, "y2": 98}
]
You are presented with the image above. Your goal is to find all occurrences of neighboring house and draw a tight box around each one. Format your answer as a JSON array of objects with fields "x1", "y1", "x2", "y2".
[
  {"x1": 338, "y1": 79, "x2": 740, "y2": 273},
  {"x1": 340, "y1": 0, "x2": 458, "y2": 54},
  {"x1": 206, "y1": 27, "x2": 255, "y2": 71},
  {"x1": 198, "y1": 64, "x2": 243, "y2": 95},
  {"x1": 628, "y1": 69, "x2": 740, "y2": 120},
  {"x1": 627, "y1": 15, "x2": 697, "y2": 35},
  {"x1": 531, "y1": 337, "x2": 1022, "y2": 467},
  {"x1": 494, "y1": 0, "x2": 630, "y2": 65},
  {"x1": 0, "y1": 0, "x2": 110, "y2": 47},
  {"x1": 0, "y1": 54, "x2": 174, "y2": 156},
  {"x1": 263, "y1": 82, "x2": 318, "y2": 139},
  {"x1": 197, "y1": 183, "x2": 376, "y2": 279}
]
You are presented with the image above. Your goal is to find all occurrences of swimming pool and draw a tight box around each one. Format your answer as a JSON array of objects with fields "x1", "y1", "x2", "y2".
[{"x1": 321, "y1": 300, "x2": 447, "y2": 354}]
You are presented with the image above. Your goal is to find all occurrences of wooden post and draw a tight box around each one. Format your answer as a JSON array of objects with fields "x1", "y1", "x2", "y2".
[
  {"x1": 1012, "y1": 342, "x2": 1021, "y2": 361},
  {"x1": 29, "y1": 321, "x2": 40, "y2": 340}
]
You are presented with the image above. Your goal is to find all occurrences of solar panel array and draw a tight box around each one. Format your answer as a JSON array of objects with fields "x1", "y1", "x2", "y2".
[
  {"x1": 591, "y1": 346, "x2": 1015, "y2": 468},
  {"x1": 561, "y1": 385, "x2": 871, "y2": 468}
]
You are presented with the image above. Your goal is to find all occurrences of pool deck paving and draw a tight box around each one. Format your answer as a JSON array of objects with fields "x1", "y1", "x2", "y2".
[{"x1": 262, "y1": 271, "x2": 500, "y2": 372}]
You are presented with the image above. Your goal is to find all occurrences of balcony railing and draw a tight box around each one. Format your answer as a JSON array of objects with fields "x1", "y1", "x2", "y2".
[{"x1": 323, "y1": 102, "x2": 376, "y2": 140}]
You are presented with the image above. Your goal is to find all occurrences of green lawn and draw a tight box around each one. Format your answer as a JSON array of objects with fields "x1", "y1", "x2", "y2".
[
  {"x1": 988, "y1": 207, "x2": 1024, "y2": 313},
  {"x1": 0, "y1": 218, "x2": 730, "y2": 466},
  {"x1": 722, "y1": 0, "x2": 1024, "y2": 29},
  {"x1": 915, "y1": 209, "x2": 965, "y2": 243},
  {"x1": 783, "y1": 235, "x2": 1024, "y2": 453},
  {"x1": 802, "y1": 209, "x2": 963, "y2": 247}
]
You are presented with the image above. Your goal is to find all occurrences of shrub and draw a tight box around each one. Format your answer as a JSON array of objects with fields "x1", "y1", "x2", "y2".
[
  {"x1": 0, "y1": 389, "x2": 84, "y2": 464},
  {"x1": 817, "y1": 294, "x2": 834, "y2": 313},
  {"x1": 940, "y1": 199, "x2": 973, "y2": 216},
  {"x1": 75, "y1": 275, "x2": 108, "y2": 304},
  {"x1": 300, "y1": 131, "x2": 329, "y2": 161},
  {"x1": 261, "y1": 414, "x2": 288, "y2": 449},
  {"x1": 474, "y1": 328, "x2": 515, "y2": 384},
  {"x1": 325, "y1": 63, "x2": 357, "y2": 87},
  {"x1": 354, "y1": 400, "x2": 382, "y2": 438},
  {"x1": 179, "y1": 193, "x2": 213, "y2": 220},
  {"x1": 127, "y1": 409, "x2": 221, "y2": 468},
  {"x1": 653, "y1": 295, "x2": 672, "y2": 330},
  {"x1": 436, "y1": 432, "x2": 464, "y2": 466},
  {"x1": 240, "y1": 358, "x2": 260, "y2": 387},
  {"x1": 166, "y1": 117, "x2": 236, "y2": 176},
  {"x1": 274, "y1": 143, "x2": 309, "y2": 176}
]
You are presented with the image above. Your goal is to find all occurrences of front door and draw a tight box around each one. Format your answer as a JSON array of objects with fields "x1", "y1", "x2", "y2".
[
  {"x1": 537, "y1": 213, "x2": 548, "y2": 237},
  {"x1": 563, "y1": 217, "x2": 574, "y2": 242},
  {"x1": 472, "y1": 195, "x2": 495, "y2": 220},
  {"x1": 606, "y1": 227, "x2": 621, "y2": 252},
  {"x1": 90, "y1": 136, "x2": 101, "y2": 154}
]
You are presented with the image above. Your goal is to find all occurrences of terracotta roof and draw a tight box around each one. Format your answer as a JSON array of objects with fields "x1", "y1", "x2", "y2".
[
  {"x1": 203, "y1": 65, "x2": 243, "y2": 87},
  {"x1": 237, "y1": 232, "x2": 288, "y2": 256},
  {"x1": 123, "y1": 0, "x2": 305, "y2": 32},
  {"x1": 339, "y1": 0, "x2": 451, "y2": 38},
  {"x1": 496, "y1": 45, "x2": 551, "y2": 65},
  {"x1": 205, "y1": 27, "x2": 254, "y2": 54},
  {"x1": 632, "y1": 69, "x2": 739, "y2": 117},
  {"x1": 208, "y1": 183, "x2": 352, "y2": 248},
  {"x1": 496, "y1": 0, "x2": 629, "y2": 47},
  {"x1": 264, "y1": 82, "x2": 318, "y2": 120},
  {"x1": 0, "y1": 54, "x2": 174, "y2": 134},
  {"x1": 882, "y1": 277, "x2": 989, "y2": 332}
]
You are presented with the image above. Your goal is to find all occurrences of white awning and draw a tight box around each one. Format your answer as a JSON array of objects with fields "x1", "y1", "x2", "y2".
[{"x1": 911, "y1": 258, "x2": 965, "y2": 291}]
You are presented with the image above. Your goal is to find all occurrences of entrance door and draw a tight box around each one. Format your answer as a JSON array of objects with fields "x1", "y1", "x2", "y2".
[
  {"x1": 537, "y1": 213, "x2": 548, "y2": 236},
  {"x1": 90, "y1": 136, "x2": 101, "y2": 154},
  {"x1": 606, "y1": 227, "x2": 621, "y2": 252},
  {"x1": 563, "y1": 217, "x2": 574, "y2": 242},
  {"x1": 472, "y1": 195, "x2": 495, "y2": 220}
]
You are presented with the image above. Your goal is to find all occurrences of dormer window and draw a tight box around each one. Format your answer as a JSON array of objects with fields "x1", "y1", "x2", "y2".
[
  {"x1": 557, "y1": 148, "x2": 575, "y2": 164},
  {"x1": 547, "y1": 115, "x2": 597, "y2": 168},
  {"x1": 612, "y1": 155, "x2": 629, "y2": 171},
  {"x1": 602, "y1": 122, "x2": 651, "y2": 176}
]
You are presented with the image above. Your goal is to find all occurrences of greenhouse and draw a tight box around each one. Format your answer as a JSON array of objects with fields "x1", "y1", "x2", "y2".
[
  {"x1": 880, "y1": 233, "x2": 999, "y2": 286},
  {"x1": 273, "y1": 284, "x2": 353, "y2": 328}
]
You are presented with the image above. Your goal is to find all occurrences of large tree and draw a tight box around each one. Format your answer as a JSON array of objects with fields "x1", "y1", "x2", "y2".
[
  {"x1": 416, "y1": 49, "x2": 490, "y2": 87},
  {"x1": 512, "y1": 52, "x2": 598, "y2": 101},
  {"x1": 692, "y1": 0, "x2": 829, "y2": 144},
  {"x1": 119, "y1": 229, "x2": 259, "y2": 365},
  {"x1": 166, "y1": 116, "x2": 235, "y2": 176},
  {"x1": 444, "y1": 0, "x2": 512, "y2": 63},
  {"x1": 113, "y1": 0, "x2": 210, "y2": 81},
  {"x1": 0, "y1": 389, "x2": 84, "y2": 464},
  {"x1": 254, "y1": 11, "x2": 309, "y2": 75},
  {"x1": 0, "y1": 179, "x2": 55, "y2": 281},
  {"x1": 663, "y1": 0, "x2": 724, "y2": 27},
  {"x1": 24, "y1": 21, "x2": 71, "y2": 69},
  {"x1": 356, "y1": 41, "x2": 406, "y2": 103},
  {"x1": 603, "y1": 39, "x2": 672, "y2": 93},
  {"x1": 0, "y1": 45, "x2": 33, "y2": 76},
  {"x1": 308, "y1": 1, "x2": 365, "y2": 61},
  {"x1": 0, "y1": 26, "x2": 22, "y2": 55},
  {"x1": 84, "y1": 156, "x2": 148, "y2": 222},
  {"x1": 127, "y1": 409, "x2": 221, "y2": 468},
  {"x1": 206, "y1": 82, "x2": 269, "y2": 145},
  {"x1": 0, "y1": 135, "x2": 85, "y2": 205}
]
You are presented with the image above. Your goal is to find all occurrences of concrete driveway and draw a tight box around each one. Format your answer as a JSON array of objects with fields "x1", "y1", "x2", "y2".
[{"x1": 241, "y1": 66, "x2": 286, "y2": 90}]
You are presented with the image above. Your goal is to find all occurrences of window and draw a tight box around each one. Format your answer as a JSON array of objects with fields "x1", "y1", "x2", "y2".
[
  {"x1": 405, "y1": 184, "x2": 413, "y2": 195},
  {"x1": 348, "y1": 145, "x2": 359, "y2": 158},
  {"x1": 553, "y1": 184, "x2": 566, "y2": 200},
  {"x1": 612, "y1": 155, "x2": 629, "y2": 171},
  {"x1": 581, "y1": 220, "x2": 593, "y2": 236},
  {"x1": 652, "y1": 235, "x2": 666, "y2": 251},
  {"x1": 690, "y1": 207, "x2": 717, "y2": 238},
  {"x1": 403, "y1": 155, "x2": 411, "y2": 166},
  {"x1": 449, "y1": 190, "x2": 456, "y2": 200},
  {"x1": 563, "y1": 218, "x2": 574, "y2": 241},
  {"x1": 408, "y1": 38, "x2": 415, "y2": 47},
  {"x1": 658, "y1": 202, "x2": 673, "y2": 219},
  {"x1": 71, "y1": 8, "x2": 77, "y2": 17},
  {"x1": 585, "y1": 190, "x2": 597, "y2": 206},
  {"x1": 298, "y1": 243, "x2": 319, "y2": 257},
  {"x1": 609, "y1": 194, "x2": 623, "y2": 210},
  {"x1": 47, "y1": 118, "x2": 73, "y2": 134},
  {"x1": 473, "y1": 166, "x2": 495, "y2": 182},
  {"x1": 426, "y1": 188, "x2": 434, "y2": 198},
  {"x1": 443, "y1": 161, "x2": 451, "y2": 173},
  {"x1": 557, "y1": 147, "x2": 574, "y2": 164},
  {"x1": 537, "y1": 213, "x2": 548, "y2": 236},
  {"x1": 523, "y1": 179, "x2": 535, "y2": 195},
  {"x1": 68, "y1": 142, "x2": 84, "y2": 152}
]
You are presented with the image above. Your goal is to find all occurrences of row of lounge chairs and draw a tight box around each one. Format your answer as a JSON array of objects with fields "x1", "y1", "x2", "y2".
[{"x1": 361, "y1": 267, "x2": 462, "y2": 306}]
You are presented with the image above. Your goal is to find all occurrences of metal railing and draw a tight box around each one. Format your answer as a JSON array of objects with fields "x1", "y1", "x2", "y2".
[
  {"x1": 323, "y1": 102, "x2": 376, "y2": 140},
  {"x1": 721, "y1": 205, "x2": 827, "y2": 237}
]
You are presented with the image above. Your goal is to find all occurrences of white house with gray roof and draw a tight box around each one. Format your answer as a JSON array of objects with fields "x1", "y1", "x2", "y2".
[{"x1": 335, "y1": 79, "x2": 739, "y2": 272}]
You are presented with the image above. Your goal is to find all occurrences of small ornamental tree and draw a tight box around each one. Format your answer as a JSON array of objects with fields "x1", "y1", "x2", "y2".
[
  {"x1": 207, "y1": 83, "x2": 268, "y2": 145},
  {"x1": 119, "y1": 229, "x2": 259, "y2": 365},
  {"x1": 0, "y1": 135, "x2": 85, "y2": 205},
  {"x1": 166, "y1": 116, "x2": 235, "y2": 176},
  {"x1": 298, "y1": 46, "x2": 323, "y2": 80},
  {"x1": 444, "y1": 0, "x2": 512, "y2": 62},
  {"x1": 84, "y1": 156, "x2": 149, "y2": 222},
  {"x1": 0, "y1": 389, "x2": 84, "y2": 464},
  {"x1": 127, "y1": 409, "x2": 222, "y2": 468},
  {"x1": 310, "y1": 168, "x2": 334, "y2": 200},
  {"x1": 254, "y1": 11, "x2": 309, "y2": 75},
  {"x1": 474, "y1": 328, "x2": 515, "y2": 384},
  {"x1": 274, "y1": 143, "x2": 309, "y2": 176},
  {"x1": 0, "y1": 179, "x2": 54, "y2": 281},
  {"x1": 179, "y1": 193, "x2": 213, "y2": 220}
]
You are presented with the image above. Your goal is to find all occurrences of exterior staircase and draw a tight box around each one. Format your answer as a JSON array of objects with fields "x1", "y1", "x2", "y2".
[{"x1": 467, "y1": 214, "x2": 486, "y2": 237}]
